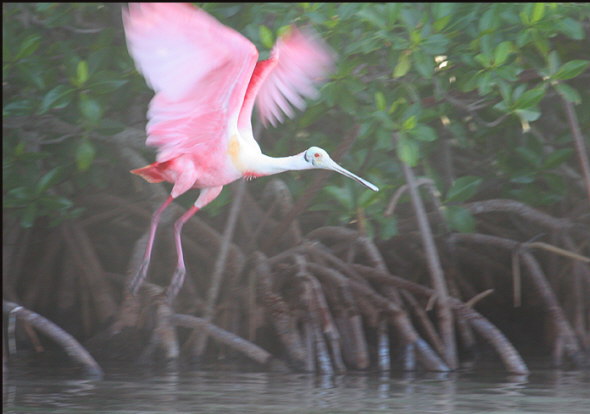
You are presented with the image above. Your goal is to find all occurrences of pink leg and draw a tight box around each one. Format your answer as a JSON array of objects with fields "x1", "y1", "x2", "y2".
[
  {"x1": 128, "y1": 195, "x2": 174, "y2": 295},
  {"x1": 165, "y1": 185, "x2": 224, "y2": 303},
  {"x1": 165, "y1": 205, "x2": 199, "y2": 303}
]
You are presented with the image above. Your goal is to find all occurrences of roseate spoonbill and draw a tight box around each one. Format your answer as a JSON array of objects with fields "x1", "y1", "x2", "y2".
[{"x1": 123, "y1": 3, "x2": 378, "y2": 302}]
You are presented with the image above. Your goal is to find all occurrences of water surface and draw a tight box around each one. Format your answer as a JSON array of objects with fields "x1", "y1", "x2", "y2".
[{"x1": 3, "y1": 361, "x2": 589, "y2": 413}]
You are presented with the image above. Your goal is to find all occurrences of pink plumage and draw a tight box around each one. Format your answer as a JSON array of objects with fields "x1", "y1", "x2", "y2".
[
  {"x1": 124, "y1": 3, "x2": 333, "y2": 179},
  {"x1": 123, "y1": 3, "x2": 376, "y2": 302}
]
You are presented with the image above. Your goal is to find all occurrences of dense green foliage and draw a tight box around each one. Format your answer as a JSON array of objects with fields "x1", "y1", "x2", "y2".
[{"x1": 3, "y1": 3, "x2": 589, "y2": 238}]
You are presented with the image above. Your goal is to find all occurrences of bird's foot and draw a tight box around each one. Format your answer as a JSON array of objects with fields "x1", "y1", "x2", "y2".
[
  {"x1": 128, "y1": 258, "x2": 150, "y2": 295},
  {"x1": 165, "y1": 266, "x2": 186, "y2": 304}
]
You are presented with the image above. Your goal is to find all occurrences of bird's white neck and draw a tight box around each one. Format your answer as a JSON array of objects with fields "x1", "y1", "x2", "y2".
[{"x1": 246, "y1": 152, "x2": 312, "y2": 177}]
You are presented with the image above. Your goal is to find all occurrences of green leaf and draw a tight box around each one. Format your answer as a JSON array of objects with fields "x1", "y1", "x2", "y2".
[
  {"x1": 554, "y1": 83, "x2": 581, "y2": 104},
  {"x1": 324, "y1": 185, "x2": 354, "y2": 210},
  {"x1": 515, "y1": 146, "x2": 541, "y2": 167},
  {"x1": 95, "y1": 118, "x2": 126, "y2": 135},
  {"x1": 384, "y1": 3, "x2": 400, "y2": 28},
  {"x1": 495, "y1": 65, "x2": 520, "y2": 82},
  {"x1": 396, "y1": 134, "x2": 419, "y2": 166},
  {"x1": 547, "y1": 51, "x2": 560, "y2": 75},
  {"x1": 444, "y1": 205, "x2": 475, "y2": 233},
  {"x1": 480, "y1": 9, "x2": 499, "y2": 32},
  {"x1": 37, "y1": 85, "x2": 75, "y2": 114},
  {"x1": 477, "y1": 71, "x2": 493, "y2": 95},
  {"x1": 388, "y1": 97, "x2": 406, "y2": 115},
  {"x1": 76, "y1": 60, "x2": 89, "y2": 86},
  {"x1": 543, "y1": 149, "x2": 573, "y2": 169},
  {"x1": 513, "y1": 87, "x2": 545, "y2": 109},
  {"x1": 409, "y1": 30, "x2": 421, "y2": 47},
  {"x1": 21, "y1": 203, "x2": 38, "y2": 228},
  {"x1": 15, "y1": 34, "x2": 42, "y2": 60},
  {"x1": 379, "y1": 218, "x2": 398, "y2": 240},
  {"x1": 475, "y1": 53, "x2": 492, "y2": 68},
  {"x1": 510, "y1": 173, "x2": 536, "y2": 184},
  {"x1": 373, "y1": 111, "x2": 395, "y2": 131},
  {"x1": 493, "y1": 100, "x2": 509, "y2": 113},
  {"x1": 402, "y1": 115, "x2": 417, "y2": 131},
  {"x1": 374, "y1": 128, "x2": 393, "y2": 150},
  {"x1": 374, "y1": 91, "x2": 386, "y2": 111},
  {"x1": 532, "y1": 29, "x2": 549, "y2": 57},
  {"x1": 432, "y1": 3, "x2": 455, "y2": 20},
  {"x1": 497, "y1": 81, "x2": 512, "y2": 104},
  {"x1": 530, "y1": 3, "x2": 545, "y2": 23},
  {"x1": 410, "y1": 124, "x2": 437, "y2": 142},
  {"x1": 7, "y1": 186, "x2": 35, "y2": 202},
  {"x1": 514, "y1": 108, "x2": 541, "y2": 122},
  {"x1": 358, "y1": 185, "x2": 380, "y2": 207},
  {"x1": 276, "y1": 25, "x2": 291, "y2": 38},
  {"x1": 358, "y1": 7, "x2": 386, "y2": 29},
  {"x1": 400, "y1": 7, "x2": 419, "y2": 30},
  {"x1": 553, "y1": 60, "x2": 590, "y2": 81},
  {"x1": 79, "y1": 94, "x2": 103, "y2": 124},
  {"x1": 434, "y1": 15, "x2": 451, "y2": 32},
  {"x1": 414, "y1": 51, "x2": 434, "y2": 78},
  {"x1": 3, "y1": 99, "x2": 35, "y2": 116},
  {"x1": 445, "y1": 176, "x2": 483, "y2": 203},
  {"x1": 393, "y1": 53, "x2": 411, "y2": 78},
  {"x1": 36, "y1": 166, "x2": 67, "y2": 195},
  {"x1": 258, "y1": 25, "x2": 274, "y2": 49},
  {"x1": 513, "y1": 84, "x2": 526, "y2": 101},
  {"x1": 38, "y1": 196, "x2": 73, "y2": 212},
  {"x1": 494, "y1": 41, "x2": 513, "y2": 66},
  {"x1": 88, "y1": 78, "x2": 128, "y2": 95},
  {"x1": 76, "y1": 139, "x2": 95, "y2": 172},
  {"x1": 15, "y1": 55, "x2": 46, "y2": 84},
  {"x1": 557, "y1": 17, "x2": 584, "y2": 40},
  {"x1": 15, "y1": 142, "x2": 26, "y2": 156},
  {"x1": 480, "y1": 35, "x2": 494, "y2": 57},
  {"x1": 421, "y1": 34, "x2": 449, "y2": 55},
  {"x1": 516, "y1": 29, "x2": 530, "y2": 47},
  {"x1": 297, "y1": 103, "x2": 325, "y2": 128}
]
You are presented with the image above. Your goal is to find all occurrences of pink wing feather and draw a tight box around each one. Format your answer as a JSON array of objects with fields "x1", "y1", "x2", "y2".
[
  {"x1": 238, "y1": 27, "x2": 334, "y2": 130},
  {"x1": 123, "y1": 3, "x2": 258, "y2": 162}
]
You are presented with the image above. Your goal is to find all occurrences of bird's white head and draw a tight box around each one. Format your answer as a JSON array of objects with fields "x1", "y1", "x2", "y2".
[{"x1": 303, "y1": 146, "x2": 379, "y2": 192}]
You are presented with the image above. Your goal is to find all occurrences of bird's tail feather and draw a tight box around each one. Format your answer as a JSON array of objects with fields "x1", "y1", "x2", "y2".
[{"x1": 130, "y1": 160, "x2": 173, "y2": 183}]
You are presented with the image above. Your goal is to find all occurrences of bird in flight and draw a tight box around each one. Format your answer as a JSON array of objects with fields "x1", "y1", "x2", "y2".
[{"x1": 123, "y1": 3, "x2": 379, "y2": 302}]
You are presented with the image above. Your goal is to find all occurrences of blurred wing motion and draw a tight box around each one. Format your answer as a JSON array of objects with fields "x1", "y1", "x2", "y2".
[
  {"x1": 121, "y1": 3, "x2": 374, "y2": 305},
  {"x1": 239, "y1": 27, "x2": 334, "y2": 129},
  {"x1": 123, "y1": 3, "x2": 257, "y2": 162},
  {"x1": 125, "y1": 3, "x2": 335, "y2": 159}
]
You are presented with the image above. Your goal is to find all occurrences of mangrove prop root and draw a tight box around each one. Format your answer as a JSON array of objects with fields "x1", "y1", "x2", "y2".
[
  {"x1": 3, "y1": 300, "x2": 103, "y2": 378},
  {"x1": 307, "y1": 249, "x2": 370, "y2": 370},
  {"x1": 451, "y1": 232, "x2": 583, "y2": 367},
  {"x1": 457, "y1": 305, "x2": 530, "y2": 375},
  {"x1": 307, "y1": 263, "x2": 450, "y2": 372},
  {"x1": 464, "y1": 199, "x2": 573, "y2": 231},
  {"x1": 401, "y1": 290, "x2": 447, "y2": 359},
  {"x1": 253, "y1": 252, "x2": 307, "y2": 367},
  {"x1": 171, "y1": 314, "x2": 273, "y2": 366},
  {"x1": 400, "y1": 154, "x2": 458, "y2": 370},
  {"x1": 295, "y1": 255, "x2": 346, "y2": 373},
  {"x1": 354, "y1": 264, "x2": 530, "y2": 374}
]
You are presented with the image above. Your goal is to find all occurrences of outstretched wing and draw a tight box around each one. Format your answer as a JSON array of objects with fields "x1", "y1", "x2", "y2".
[
  {"x1": 123, "y1": 3, "x2": 258, "y2": 162},
  {"x1": 238, "y1": 27, "x2": 334, "y2": 131}
]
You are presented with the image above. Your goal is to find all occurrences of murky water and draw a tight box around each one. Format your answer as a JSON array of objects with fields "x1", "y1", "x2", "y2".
[{"x1": 3, "y1": 361, "x2": 589, "y2": 414}]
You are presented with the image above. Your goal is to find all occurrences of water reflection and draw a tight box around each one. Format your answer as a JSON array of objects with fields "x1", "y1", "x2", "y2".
[{"x1": 3, "y1": 362, "x2": 589, "y2": 414}]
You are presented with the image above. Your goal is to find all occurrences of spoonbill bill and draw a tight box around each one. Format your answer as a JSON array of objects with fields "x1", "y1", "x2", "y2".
[{"x1": 123, "y1": 3, "x2": 379, "y2": 301}]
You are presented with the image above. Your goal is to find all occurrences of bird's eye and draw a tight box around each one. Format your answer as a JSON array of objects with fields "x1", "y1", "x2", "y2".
[{"x1": 314, "y1": 153, "x2": 320, "y2": 158}]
